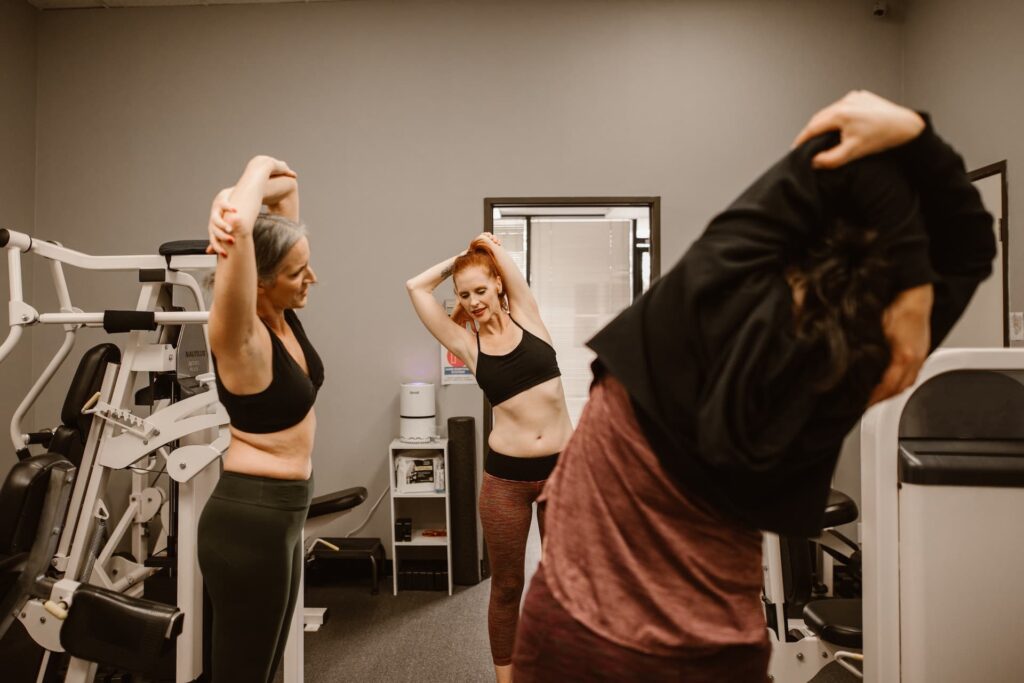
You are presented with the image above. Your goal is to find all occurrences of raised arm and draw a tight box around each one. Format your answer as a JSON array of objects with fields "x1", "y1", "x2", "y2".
[
  {"x1": 406, "y1": 254, "x2": 476, "y2": 367},
  {"x1": 472, "y1": 233, "x2": 542, "y2": 325},
  {"x1": 207, "y1": 155, "x2": 298, "y2": 356},
  {"x1": 792, "y1": 91, "x2": 994, "y2": 399}
]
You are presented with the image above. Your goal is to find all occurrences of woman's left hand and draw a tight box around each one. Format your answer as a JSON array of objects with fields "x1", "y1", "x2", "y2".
[
  {"x1": 475, "y1": 232, "x2": 501, "y2": 247},
  {"x1": 206, "y1": 188, "x2": 238, "y2": 258}
]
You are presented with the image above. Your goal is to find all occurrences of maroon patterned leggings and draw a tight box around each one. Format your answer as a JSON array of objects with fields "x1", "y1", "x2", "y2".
[{"x1": 479, "y1": 471, "x2": 549, "y2": 666}]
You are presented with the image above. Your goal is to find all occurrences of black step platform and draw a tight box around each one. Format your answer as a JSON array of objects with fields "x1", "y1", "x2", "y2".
[{"x1": 311, "y1": 537, "x2": 385, "y2": 595}]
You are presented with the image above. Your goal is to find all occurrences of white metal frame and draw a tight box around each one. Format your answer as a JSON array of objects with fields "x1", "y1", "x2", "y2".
[
  {"x1": 860, "y1": 348, "x2": 1024, "y2": 682},
  {"x1": 2, "y1": 227, "x2": 334, "y2": 682},
  {"x1": 1, "y1": 228, "x2": 225, "y2": 682},
  {"x1": 764, "y1": 530, "x2": 863, "y2": 681}
]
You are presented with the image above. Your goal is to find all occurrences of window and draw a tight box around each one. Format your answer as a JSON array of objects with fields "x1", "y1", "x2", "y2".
[{"x1": 485, "y1": 198, "x2": 660, "y2": 425}]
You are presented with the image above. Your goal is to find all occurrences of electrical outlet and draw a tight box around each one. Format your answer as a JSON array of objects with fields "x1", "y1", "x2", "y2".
[{"x1": 1011, "y1": 312, "x2": 1024, "y2": 342}]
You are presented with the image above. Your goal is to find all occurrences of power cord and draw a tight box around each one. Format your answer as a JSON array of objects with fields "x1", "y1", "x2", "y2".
[{"x1": 343, "y1": 487, "x2": 389, "y2": 538}]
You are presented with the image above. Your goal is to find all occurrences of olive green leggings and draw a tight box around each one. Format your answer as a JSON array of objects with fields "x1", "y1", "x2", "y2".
[{"x1": 197, "y1": 471, "x2": 312, "y2": 683}]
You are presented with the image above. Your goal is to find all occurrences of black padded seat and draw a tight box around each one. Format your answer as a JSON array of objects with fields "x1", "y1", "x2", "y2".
[
  {"x1": 158, "y1": 240, "x2": 210, "y2": 257},
  {"x1": 0, "y1": 552, "x2": 26, "y2": 604},
  {"x1": 0, "y1": 454, "x2": 69, "y2": 556},
  {"x1": 803, "y1": 598, "x2": 862, "y2": 649},
  {"x1": 822, "y1": 489, "x2": 858, "y2": 529},
  {"x1": 309, "y1": 487, "x2": 367, "y2": 519}
]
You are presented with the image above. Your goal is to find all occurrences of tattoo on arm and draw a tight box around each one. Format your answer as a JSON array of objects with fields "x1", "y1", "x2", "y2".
[{"x1": 441, "y1": 266, "x2": 453, "y2": 279}]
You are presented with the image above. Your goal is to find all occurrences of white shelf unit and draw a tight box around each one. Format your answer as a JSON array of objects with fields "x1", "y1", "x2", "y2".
[{"x1": 388, "y1": 438, "x2": 452, "y2": 595}]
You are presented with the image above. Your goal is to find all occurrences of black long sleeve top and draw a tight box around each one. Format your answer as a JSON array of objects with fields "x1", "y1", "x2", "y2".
[{"x1": 587, "y1": 122, "x2": 995, "y2": 536}]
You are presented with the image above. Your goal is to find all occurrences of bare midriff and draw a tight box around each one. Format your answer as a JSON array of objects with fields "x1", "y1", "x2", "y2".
[
  {"x1": 222, "y1": 408, "x2": 316, "y2": 481},
  {"x1": 488, "y1": 376, "x2": 573, "y2": 457}
]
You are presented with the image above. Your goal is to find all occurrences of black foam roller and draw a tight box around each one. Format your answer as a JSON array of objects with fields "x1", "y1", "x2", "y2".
[{"x1": 448, "y1": 416, "x2": 480, "y2": 585}]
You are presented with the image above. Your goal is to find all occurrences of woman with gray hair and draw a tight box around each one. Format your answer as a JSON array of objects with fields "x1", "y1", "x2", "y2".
[{"x1": 198, "y1": 155, "x2": 322, "y2": 683}]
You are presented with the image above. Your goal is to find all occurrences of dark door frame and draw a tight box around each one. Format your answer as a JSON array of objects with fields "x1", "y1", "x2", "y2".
[{"x1": 967, "y1": 161, "x2": 1009, "y2": 346}]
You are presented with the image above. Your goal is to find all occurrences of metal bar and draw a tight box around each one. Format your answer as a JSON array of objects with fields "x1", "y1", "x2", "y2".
[
  {"x1": 28, "y1": 239, "x2": 169, "y2": 271},
  {"x1": 10, "y1": 330, "x2": 77, "y2": 450},
  {"x1": 55, "y1": 363, "x2": 118, "y2": 570},
  {"x1": 37, "y1": 311, "x2": 209, "y2": 326},
  {"x1": 48, "y1": 259, "x2": 74, "y2": 315},
  {"x1": 0, "y1": 249, "x2": 26, "y2": 366}
]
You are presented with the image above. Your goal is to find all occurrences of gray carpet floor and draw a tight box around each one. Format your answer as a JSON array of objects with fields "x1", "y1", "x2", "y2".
[
  {"x1": 278, "y1": 508, "x2": 542, "y2": 683},
  {"x1": 0, "y1": 511, "x2": 540, "y2": 683}
]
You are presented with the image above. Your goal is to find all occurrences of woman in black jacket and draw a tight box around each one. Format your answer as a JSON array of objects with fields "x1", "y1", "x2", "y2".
[{"x1": 511, "y1": 91, "x2": 995, "y2": 682}]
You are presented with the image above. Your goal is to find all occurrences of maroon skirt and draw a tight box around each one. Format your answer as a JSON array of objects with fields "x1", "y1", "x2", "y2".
[
  {"x1": 513, "y1": 374, "x2": 769, "y2": 681},
  {"x1": 514, "y1": 564, "x2": 770, "y2": 682}
]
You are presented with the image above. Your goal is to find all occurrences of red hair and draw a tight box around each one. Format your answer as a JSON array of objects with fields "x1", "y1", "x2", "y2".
[{"x1": 450, "y1": 239, "x2": 508, "y2": 328}]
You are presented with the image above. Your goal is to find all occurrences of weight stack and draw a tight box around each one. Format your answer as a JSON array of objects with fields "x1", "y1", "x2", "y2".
[{"x1": 448, "y1": 416, "x2": 480, "y2": 585}]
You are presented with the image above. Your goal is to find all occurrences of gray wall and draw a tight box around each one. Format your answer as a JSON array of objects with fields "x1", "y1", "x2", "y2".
[
  {"x1": 0, "y1": 0, "x2": 37, "y2": 478},
  {"x1": 26, "y1": 0, "x2": 904, "y2": 542},
  {"x1": 904, "y1": 0, "x2": 1021, "y2": 309}
]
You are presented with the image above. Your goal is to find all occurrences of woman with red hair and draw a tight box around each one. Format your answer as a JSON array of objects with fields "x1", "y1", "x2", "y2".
[{"x1": 406, "y1": 234, "x2": 573, "y2": 683}]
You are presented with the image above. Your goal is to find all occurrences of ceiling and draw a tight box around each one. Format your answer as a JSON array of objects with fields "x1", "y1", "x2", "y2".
[{"x1": 28, "y1": 0, "x2": 332, "y2": 9}]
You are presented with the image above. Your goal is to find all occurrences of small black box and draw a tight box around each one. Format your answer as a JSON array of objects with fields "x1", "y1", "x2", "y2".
[{"x1": 395, "y1": 517, "x2": 412, "y2": 542}]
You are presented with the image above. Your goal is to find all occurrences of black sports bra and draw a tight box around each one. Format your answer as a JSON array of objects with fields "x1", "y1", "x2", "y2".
[
  {"x1": 213, "y1": 309, "x2": 324, "y2": 434},
  {"x1": 475, "y1": 316, "x2": 561, "y2": 406}
]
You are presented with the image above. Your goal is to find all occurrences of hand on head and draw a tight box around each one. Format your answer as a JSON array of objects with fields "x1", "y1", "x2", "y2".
[
  {"x1": 250, "y1": 155, "x2": 297, "y2": 179},
  {"x1": 473, "y1": 232, "x2": 502, "y2": 250},
  {"x1": 475, "y1": 232, "x2": 499, "y2": 248},
  {"x1": 206, "y1": 156, "x2": 297, "y2": 257},
  {"x1": 206, "y1": 188, "x2": 238, "y2": 258},
  {"x1": 793, "y1": 90, "x2": 926, "y2": 169},
  {"x1": 868, "y1": 283, "x2": 934, "y2": 406}
]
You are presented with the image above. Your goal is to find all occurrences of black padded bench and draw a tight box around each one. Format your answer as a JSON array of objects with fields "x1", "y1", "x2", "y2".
[{"x1": 309, "y1": 487, "x2": 367, "y2": 519}]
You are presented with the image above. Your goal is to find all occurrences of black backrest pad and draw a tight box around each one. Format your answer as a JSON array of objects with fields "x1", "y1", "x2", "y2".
[
  {"x1": 0, "y1": 453, "x2": 68, "y2": 555},
  {"x1": 780, "y1": 535, "x2": 813, "y2": 611},
  {"x1": 62, "y1": 344, "x2": 121, "y2": 435},
  {"x1": 48, "y1": 425, "x2": 84, "y2": 468},
  {"x1": 158, "y1": 240, "x2": 209, "y2": 257}
]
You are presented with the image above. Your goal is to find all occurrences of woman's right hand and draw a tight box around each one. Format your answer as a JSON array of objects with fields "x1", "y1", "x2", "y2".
[
  {"x1": 206, "y1": 188, "x2": 238, "y2": 258},
  {"x1": 792, "y1": 90, "x2": 926, "y2": 169}
]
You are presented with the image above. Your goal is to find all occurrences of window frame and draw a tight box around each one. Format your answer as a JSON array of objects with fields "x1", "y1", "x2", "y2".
[{"x1": 479, "y1": 196, "x2": 661, "y2": 462}]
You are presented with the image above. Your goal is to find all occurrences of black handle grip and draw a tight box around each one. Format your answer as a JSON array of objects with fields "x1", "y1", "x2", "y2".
[
  {"x1": 25, "y1": 430, "x2": 54, "y2": 446},
  {"x1": 103, "y1": 311, "x2": 157, "y2": 333}
]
